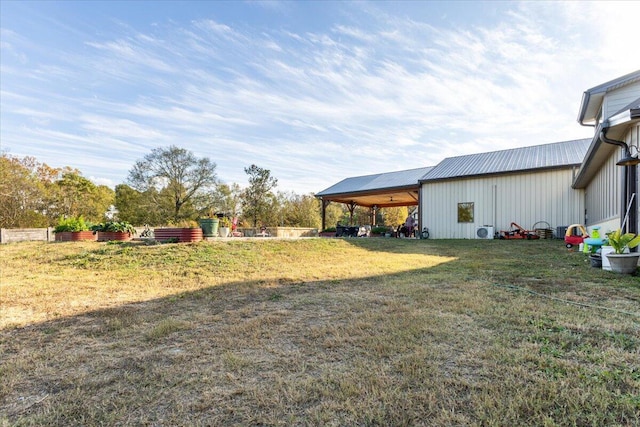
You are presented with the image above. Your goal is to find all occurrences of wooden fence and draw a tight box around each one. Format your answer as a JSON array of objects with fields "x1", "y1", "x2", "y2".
[
  {"x1": 0, "y1": 228, "x2": 55, "y2": 243},
  {"x1": 1, "y1": 227, "x2": 319, "y2": 243}
]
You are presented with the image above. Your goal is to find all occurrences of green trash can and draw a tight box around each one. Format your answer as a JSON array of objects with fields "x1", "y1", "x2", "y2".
[{"x1": 199, "y1": 218, "x2": 219, "y2": 237}]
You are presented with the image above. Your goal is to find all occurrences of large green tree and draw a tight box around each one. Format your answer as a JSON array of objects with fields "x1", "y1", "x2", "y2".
[
  {"x1": 208, "y1": 183, "x2": 243, "y2": 218},
  {"x1": 0, "y1": 154, "x2": 114, "y2": 227},
  {"x1": 278, "y1": 192, "x2": 322, "y2": 228},
  {"x1": 127, "y1": 146, "x2": 217, "y2": 222},
  {"x1": 52, "y1": 172, "x2": 114, "y2": 223},
  {"x1": 114, "y1": 184, "x2": 169, "y2": 225},
  {"x1": 0, "y1": 154, "x2": 49, "y2": 227},
  {"x1": 381, "y1": 207, "x2": 408, "y2": 228},
  {"x1": 241, "y1": 164, "x2": 278, "y2": 228}
]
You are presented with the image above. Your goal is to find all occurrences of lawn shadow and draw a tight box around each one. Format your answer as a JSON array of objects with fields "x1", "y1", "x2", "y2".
[{"x1": 2, "y1": 239, "x2": 639, "y2": 425}]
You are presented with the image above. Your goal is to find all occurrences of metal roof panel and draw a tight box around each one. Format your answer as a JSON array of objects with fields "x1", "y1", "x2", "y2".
[
  {"x1": 316, "y1": 166, "x2": 433, "y2": 196},
  {"x1": 421, "y1": 139, "x2": 591, "y2": 181}
]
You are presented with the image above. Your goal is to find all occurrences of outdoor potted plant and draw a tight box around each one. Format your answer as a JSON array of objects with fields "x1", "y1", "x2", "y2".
[
  {"x1": 92, "y1": 221, "x2": 136, "y2": 242},
  {"x1": 198, "y1": 214, "x2": 219, "y2": 238},
  {"x1": 218, "y1": 217, "x2": 231, "y2": 238},
  {"x1": 155, "y1": 220, "x2": 203, "y2": 243},
  {"x1": 54, "y1": 216, "x2": 96, "y2": 241},
  {"x1": 604, "y1": 229, "x2": 640, "y2": 274}
]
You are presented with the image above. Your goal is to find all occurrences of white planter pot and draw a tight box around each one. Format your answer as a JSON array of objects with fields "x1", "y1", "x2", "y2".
[
  {"x1": 219, "y1": 227, "x2": 230, "y2": 238},
  {"x1": 605, "y1": 252, "x2": 640, "y2": 274}
]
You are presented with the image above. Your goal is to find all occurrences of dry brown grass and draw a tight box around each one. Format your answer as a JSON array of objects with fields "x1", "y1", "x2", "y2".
[{"x1": 1, "y1": 238, "x2": 638, "y2": 426}]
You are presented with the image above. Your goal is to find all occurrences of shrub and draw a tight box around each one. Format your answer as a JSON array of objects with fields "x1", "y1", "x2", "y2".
[
  {"x1": 91, "y1": 221, "x2": 137, "y2": 234},
  {"x1": 169, "y1": 219, "x2": 200, "y2": 228},
  {"x1": 54, "y1": 216, "x2": 90, "y2": 233},
  {"x1": 371, "y1": 226, "x2": 390, "y2": 234}
]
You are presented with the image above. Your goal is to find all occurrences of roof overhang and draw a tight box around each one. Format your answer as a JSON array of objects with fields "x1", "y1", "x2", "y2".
[
  {"x1": 578, "y1": 91, "x2": 605, "y2": 126},
  {"x1": 577, "y1": 70, "x2": 640, "y2": 126},
  {"x1": 316, "y1": 185, "x2": 419, "y2": 208}
]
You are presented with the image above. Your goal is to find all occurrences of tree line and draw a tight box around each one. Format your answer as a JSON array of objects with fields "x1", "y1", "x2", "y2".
[{"x1": 1, "y1": 146, "x2": 361, "y2": 230}]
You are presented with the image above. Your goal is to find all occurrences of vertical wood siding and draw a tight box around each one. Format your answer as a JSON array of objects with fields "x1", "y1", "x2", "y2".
[{"x1": 420, "y1": 169, "x2": 584, "y2": 239}]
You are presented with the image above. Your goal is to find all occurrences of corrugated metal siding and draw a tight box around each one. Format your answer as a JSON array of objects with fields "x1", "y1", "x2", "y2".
[
  {"x1": 317, "y1": 167, "x2": 433, "y2": 196},
  {"x1": 584, "y1": 152, "x2": 621, "y2": 226},
  {"x1": 421, "y1": 139, "x2": 590, "y2": 181},
  {"x1": 585, "y1": 123, "x2": 640, "y2": 229},
  {"x1": 603, "y1": 81, "x2": 640, "y2": 119},
  {"x1": 421, "y1": 169, "x2": 584, "y2": 239}
]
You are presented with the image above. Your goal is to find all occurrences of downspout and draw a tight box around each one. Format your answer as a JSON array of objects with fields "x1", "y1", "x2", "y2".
[{"x1": 599, "y1": 127, "x2": 637, "y2": 236}]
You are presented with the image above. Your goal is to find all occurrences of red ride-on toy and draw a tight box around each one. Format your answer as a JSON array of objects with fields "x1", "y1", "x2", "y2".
[{"x1": 564, "y1": 224, "x2": 588, "y2": 249}]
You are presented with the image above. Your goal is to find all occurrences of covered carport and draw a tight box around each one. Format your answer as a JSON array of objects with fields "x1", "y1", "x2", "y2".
[{"x1": 315, "y1": 167, "x2": 433, "y2": 231}]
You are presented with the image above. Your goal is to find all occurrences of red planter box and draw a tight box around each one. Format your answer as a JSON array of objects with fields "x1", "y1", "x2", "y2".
[
  {"x1": 97, "y1": 231, "x2": 133, "y2": 242},
  {"x1": 154, "y1": 228, "x2": 203, "y2": 243},
  {"x1": 54, "y1": 231, "x2": 97, "y2": 242}
]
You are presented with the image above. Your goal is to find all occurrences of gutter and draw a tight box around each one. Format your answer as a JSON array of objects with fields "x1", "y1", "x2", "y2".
[{"x1": 577, "y1": 91, "x2": 593, "y2": 127}]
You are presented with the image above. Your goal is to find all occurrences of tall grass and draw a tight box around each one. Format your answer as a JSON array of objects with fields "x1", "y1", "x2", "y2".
[{"x1": 1, "y1": 238, "x2": 638, "y2": 426}]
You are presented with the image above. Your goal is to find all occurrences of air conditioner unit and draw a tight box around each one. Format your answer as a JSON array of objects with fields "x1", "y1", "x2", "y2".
[{"x1": 476, "y1": 226, "x2": 494, "y2": 239}]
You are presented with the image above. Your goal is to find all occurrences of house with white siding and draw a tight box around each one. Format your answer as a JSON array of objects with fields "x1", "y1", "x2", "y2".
[
  {"x1": 418, "y1": 139, "x2": 589, "y2": 239},
  {"x1": 317, "y1": 70, "x2": 640, "y2": 240},
  {"x1": 572, "y1": 70, "x2": 640, "y2": 236}
]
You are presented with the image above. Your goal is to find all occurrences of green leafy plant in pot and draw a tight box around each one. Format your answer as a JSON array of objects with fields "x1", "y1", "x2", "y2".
[
  {"x1": 54, "y1": 216, "x2": 96, "y2": 241},
  {"x1": 604, "y1": 229, "x2": 640, "y2": 274},
  {"x1": 218, "y1": 217, "x2": 231, "y2": 237},
  {"x1": 91, "y1": 221, "x2": 136, "y2": 241}
]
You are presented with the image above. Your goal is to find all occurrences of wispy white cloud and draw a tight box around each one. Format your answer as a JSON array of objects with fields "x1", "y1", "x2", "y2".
[{"x1": 1, "y1": 1, "x2": 638, "y2": 194}]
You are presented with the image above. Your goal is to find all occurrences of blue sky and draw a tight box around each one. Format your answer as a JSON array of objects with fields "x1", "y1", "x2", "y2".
[{"x1": 2, "y1": 1, "x2": 639, "y2": 194}]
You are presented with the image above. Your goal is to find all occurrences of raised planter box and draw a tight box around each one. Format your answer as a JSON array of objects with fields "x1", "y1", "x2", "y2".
[
  {"x1": 55, "y1": 231, "x2": 97, "y2": 242},
  {"x1": 97, "y1": 231, "x2": 133, "y2": 242},
  {"x1": 154, "y1": 228, "x2": 203, "y2": 243}
]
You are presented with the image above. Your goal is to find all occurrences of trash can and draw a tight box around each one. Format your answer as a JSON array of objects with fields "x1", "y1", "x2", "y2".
[{"x1": 199, "y1": 218, "x2": 219, "y2": 237}]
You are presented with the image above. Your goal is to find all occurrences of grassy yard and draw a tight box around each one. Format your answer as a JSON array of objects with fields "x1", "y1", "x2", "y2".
[{"x1": 1, "y1": 238, "x2": 638, "y2": 426}]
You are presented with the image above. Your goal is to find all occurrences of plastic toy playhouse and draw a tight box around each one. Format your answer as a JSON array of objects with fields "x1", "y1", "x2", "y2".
[
  {"x1": 564, "y1": 224, "x2": 588, "y2": 249},
  {"x1": 564, "y1": 224, "x2": 605, "y2": 252}
]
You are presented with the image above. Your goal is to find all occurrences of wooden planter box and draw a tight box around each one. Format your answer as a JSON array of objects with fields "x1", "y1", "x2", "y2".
[
  {"x1": 97, "y1": 231, "x2": 133, "y2": 242},
  {"x1": 154, "y1": 228, "x2": 203, "y2": 243},
  {"x1": 54, "y1": 231, "x2": 97, "y2": 242}
]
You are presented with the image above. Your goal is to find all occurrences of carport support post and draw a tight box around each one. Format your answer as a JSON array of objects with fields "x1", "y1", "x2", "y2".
[
  {"x1": 321, "y1": 199, "x2": 329, "y2": 232},
  {"x1": 347, "y1": 201, "x2": 357, "y2": 226},
  {"x1": 370, "y1": 205, "x2": 377, "y2": 226}
]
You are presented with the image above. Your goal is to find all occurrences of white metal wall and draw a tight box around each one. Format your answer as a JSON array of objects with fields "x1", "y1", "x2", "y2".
[
  {"x1": 420, "y1": 168, "x2": 584, "y2": 239},
  {"x1": 584, "y1": 148, "x2": 622, "y2": 226},
  {"x1": 585, "y1": 123, "x2": 640, "y2": 232}
]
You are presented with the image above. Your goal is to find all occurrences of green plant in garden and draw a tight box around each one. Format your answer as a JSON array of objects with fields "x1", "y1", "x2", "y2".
[
  {"x1": 371, "y1": 226, "x2": 390, "y2": 235},
  {"x1": 606, "y1": 228, "x2": 640, "y2": 254},
  {"x1": 91, "y1": 221, "x2": 137, "y2": 234},
  {"x1": 169, "y1": 219, "x2": 200, "y2": 228},
  {"x1": 53, "y1": 216, "x2": 91, "y2": 233},
  {"x1": 219, "y1": 217, "x2": 231, "y2": 228}
]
